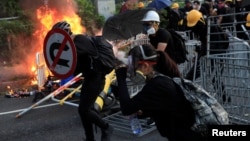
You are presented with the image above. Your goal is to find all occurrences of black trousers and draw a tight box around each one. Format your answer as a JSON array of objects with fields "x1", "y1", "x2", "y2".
[{"x1": 78, "y1": 71, "x2": 107, "y2": 141}]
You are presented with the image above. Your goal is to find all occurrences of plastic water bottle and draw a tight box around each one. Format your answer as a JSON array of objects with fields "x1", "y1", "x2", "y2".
[{"x1": 129, "y1": 113, "x2": 142, "y2": 135}]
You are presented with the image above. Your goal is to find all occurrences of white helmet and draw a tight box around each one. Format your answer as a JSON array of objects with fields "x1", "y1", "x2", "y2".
[{"x1": 141, "y1": 10, "x2": 160, "y2": 22}]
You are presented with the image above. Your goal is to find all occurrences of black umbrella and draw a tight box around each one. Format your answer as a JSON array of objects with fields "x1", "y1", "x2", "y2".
[{"x1": 103, "y1": 8, "x2": 154, "y2": 40}]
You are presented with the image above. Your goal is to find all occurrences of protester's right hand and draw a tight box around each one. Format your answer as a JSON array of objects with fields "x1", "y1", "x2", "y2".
[{"x1": 115, "y1": 66, "x2": 127, "y2": 80}]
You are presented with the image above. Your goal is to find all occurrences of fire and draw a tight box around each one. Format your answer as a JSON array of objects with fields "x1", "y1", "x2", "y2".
[
  {"x1": 34, "y1": 4, "x2": 85, "y2": 52},
  {"x1": 30, "y1": 1, "x2": 86, "y2": 86},
  {"x1": 30, "y1": 65, "x2": 38, "y2": 85}
]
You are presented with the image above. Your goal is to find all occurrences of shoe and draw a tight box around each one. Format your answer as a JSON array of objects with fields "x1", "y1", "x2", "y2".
[
  {"x1": 101, "y1": 125, "x2": 114, "y2": 141},
  {"x1": 146, "y1": 118, "x2": 155, "y2": 126}
]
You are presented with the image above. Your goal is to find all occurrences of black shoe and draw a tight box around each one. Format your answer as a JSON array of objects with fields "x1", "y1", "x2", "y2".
[
  {"x1": 146, "y1": 118, "x2": 155, "y2": 126},
  {"x1": 101, "y1": 125, "x2": 113, "y2": 141}
]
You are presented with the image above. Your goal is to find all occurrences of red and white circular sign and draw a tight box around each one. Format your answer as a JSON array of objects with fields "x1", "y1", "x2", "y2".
[{"x1": 43, "y1": 28, "x2": 77, "y2": 79}]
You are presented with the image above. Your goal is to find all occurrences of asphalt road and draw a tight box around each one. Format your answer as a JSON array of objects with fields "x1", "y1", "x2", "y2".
[{"x1": 0, "y1": 94, "x2": 166, "y2": 141}]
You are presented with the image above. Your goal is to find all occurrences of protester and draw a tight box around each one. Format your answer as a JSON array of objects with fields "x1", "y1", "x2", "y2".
[
  {"x1": 185, "y1": 9, "x2": 230, "y2": 103},
  {"x1": 193, "y1": 0, "x2": 209, "y2": 19},
  {"x1": 51, "y1": 21, "x2": 114, "y2": 141},
  {"x1": 141, "y1": 10, "x2": 179, "y2": 64},
  {"x1": 245, "y1": 12, "x2": 250, "y2": 40},
  {"x1": 235, "y1": 0, "x2": 250, "y2": 39},
  {"x1": 115, "y1": 44, "x2": 206, "y2": 141},
  {"x1": 179, "y1": 0, "x2": 194, "y2": 31},
  {"x1": 165, "y1": 2, "x2": 185, "y2": 31},
  {"x1": 180, "y1": 0, "x2": 193, "y2": 17},
  {"x1": 246, "y1": 12, "x2": 250, "y2": 27},
  {"x1": 185, "y1": 9, "x2": 229, "y2": 80},
  {"x1": 216, "y1": 0, "x2": 234, "y2": 28},
  {"x1": 137, "y1": 1, "x2": 145, "y2": 9}
]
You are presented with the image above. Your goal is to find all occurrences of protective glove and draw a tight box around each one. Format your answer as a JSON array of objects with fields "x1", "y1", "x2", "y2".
[{"x1": 115, "y1": 66, "x2": 127, "y2": 80}]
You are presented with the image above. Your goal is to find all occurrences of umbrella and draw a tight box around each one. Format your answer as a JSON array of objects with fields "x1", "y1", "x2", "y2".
[
  {"x1": 103, "y1": 8, "x2": 154, "y2": 40},
  {"x1": 147, "y1": 0, "x2": 172, "y2": 11}
]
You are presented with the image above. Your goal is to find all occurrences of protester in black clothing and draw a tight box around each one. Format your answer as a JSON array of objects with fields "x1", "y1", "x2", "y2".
[
  {"x1": 216, "y1": 0, "x2": 234, "y2": 28},
  {"x1": 52, "y1": 21, "x2": 114, "y2": 141},
  {"x1": 185, "y1": 10, "x2": 230, "y2": 103},
  {"x1": 193, "y1": 0, "x2": 209, "y2": 19},
  {"x1": 180, "y1": 0, "x2": 193, "y2": 15},
  {"x1": 115, "y1": 44, "x2": 206, "y2": 141},
  {"x1": 180, "y1": 0, "x2": 193, "y2": 31},
  {"x1": 235, "y1": 0, "x2": 250, "y2": 39},
  {"x1": 202, "y1": 0, "x2": 213, "y2": 17},
  {"x1": 185, "y1": 9, "x2": 229, "y2": 80},
  {"x1": 165, "y1": 2, "x2": 185, "y2": 31},
  {"x1": 141, "y1": 10, "x2": 179, "y2": 64},
  {"x1": 246, "y1": 12, "x2": 250, "y2": 28}
]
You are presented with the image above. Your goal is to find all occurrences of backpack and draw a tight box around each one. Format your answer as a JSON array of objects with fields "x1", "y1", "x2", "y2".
[
  {"x1": 73, "y1": 35, "x2": 116, "y2": 76},
  {"x1": 156, "y1": 73, "x2": 229, "y2": 135},
  {"x1": 167, "y1": 28, "x2": 188, "y2": 64},
  {"x1": 89, "y1": 36, "x2": 116, "y2": 75}
]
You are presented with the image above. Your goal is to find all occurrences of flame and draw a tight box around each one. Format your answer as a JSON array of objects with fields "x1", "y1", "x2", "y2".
[
  {"x1": 34, "y1": 4, "x2": 85, "y2": 52},
  {"x1": 30, "y1": 1, "x2": 86, "y2": 85},
  {"x1": 30, "y1": 65, "x2": 37, "y2": 85}
]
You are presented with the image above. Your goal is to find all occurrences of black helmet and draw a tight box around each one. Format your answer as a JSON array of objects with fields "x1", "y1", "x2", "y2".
[{"x1": 52, "y1": 21, "x2": 72, "y2": 35}]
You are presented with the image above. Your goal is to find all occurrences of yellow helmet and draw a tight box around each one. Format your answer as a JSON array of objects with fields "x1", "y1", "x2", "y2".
[
  {"x1": 138, "y1": 2, "x2": 144, "y2": 8},
  {"x1": 246, "y1": 13, "x2": 250, "y2": 27},
  {"x1": 186, "y1": 10, "x2": 203, "y2": 27},
  {"x1": 171, "y1": 3, "x2": 179, "y2": 9}
]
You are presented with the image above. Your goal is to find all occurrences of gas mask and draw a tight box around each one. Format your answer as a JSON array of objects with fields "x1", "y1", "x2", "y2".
[{"x1": 143, "y1": 25, "x2": 156, "y2": 35}]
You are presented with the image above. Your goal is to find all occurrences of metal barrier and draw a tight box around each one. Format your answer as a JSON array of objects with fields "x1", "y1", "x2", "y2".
[
  {"x1": 200, "y1": 51, "x2": 250, "y2": 125},
  {"x1": 196, "y1": 12, "x2": 250, "y2": 125},
  {"x1": 178, "y1": 40, "x2": 200, "y2": 81},
  {"x1": 35, "y1": 52, "x2": 48, "y2": 91},
  {"x1": 103, "y1": 111, "x2": 156, "y2": 137}
]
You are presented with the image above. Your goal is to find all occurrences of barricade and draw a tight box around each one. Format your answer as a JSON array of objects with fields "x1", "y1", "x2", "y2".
[
  {"x1": 35, "y1": 52, "x2": 48, "y2": 91},
  {"x1": 198, "y1": 12, "x2": 250, "y2": 124},
  {"x1": 178, "y1": 40, "x2": 200, "y2": 81},
  {"x1": 200, "y1": 51, "x2": 250, "y2": 124}
]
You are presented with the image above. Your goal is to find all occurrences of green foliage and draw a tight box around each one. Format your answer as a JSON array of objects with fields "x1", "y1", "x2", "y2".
[
  {"x1": 0, "y1": 0, "x2": 23, "y2": 16},
  {"x1": 75, "y1": 0, "x2": 105, "y2": 35}
]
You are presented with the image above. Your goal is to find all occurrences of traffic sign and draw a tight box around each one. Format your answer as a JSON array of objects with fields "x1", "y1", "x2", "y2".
[{"x1": 43, "y1": 28, "x2": 77, "y2": 79}]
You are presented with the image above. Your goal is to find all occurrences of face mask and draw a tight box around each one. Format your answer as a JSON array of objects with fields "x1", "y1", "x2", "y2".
[
  {"x1": 143, "y1": 25, "x2": 156, "y2": 35},
  {"x1": 147, "y1": 27, "x2": 156, "y2": 35}
]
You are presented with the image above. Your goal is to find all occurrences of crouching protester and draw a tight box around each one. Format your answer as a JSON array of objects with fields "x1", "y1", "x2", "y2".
[
  {"x1": 51, "y1": 21, "x2": 114, "y2": 141},
  {"x1": 115, "y1": 44, "x2": 207, "y2": 141}
]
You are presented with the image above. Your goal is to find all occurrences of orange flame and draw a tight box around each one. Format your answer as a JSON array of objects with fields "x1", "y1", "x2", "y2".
[{"x1": 31, "y1": 2, "x2": 85, "y2": 85}]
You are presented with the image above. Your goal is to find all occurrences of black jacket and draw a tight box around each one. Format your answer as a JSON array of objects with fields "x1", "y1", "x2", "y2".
[{"x1": 116, "y1": 68, "x2": 204, "y2": 141}]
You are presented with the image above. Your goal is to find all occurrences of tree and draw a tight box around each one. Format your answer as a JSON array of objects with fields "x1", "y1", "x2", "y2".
[
  {"x1": 0, "y1": 0, "x2": 105, "y2": 60},
  {"x1": 75, "y1": 0, "x2": 105, "y2": 35}
]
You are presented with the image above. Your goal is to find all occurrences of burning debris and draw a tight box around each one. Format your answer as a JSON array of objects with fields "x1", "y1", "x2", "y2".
[{"x1": 5, "y1": 85, "x2": 36, "y2": 98}]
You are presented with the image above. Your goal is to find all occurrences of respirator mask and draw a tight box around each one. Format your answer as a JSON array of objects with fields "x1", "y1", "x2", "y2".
[{"x1": 143, "y1": 23, "x2": 156, "y2": 35}]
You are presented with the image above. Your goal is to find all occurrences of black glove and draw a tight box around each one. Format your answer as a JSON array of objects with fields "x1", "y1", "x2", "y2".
[{"x1": 115, "y1": 67, "x2": 127, "y2": 80}]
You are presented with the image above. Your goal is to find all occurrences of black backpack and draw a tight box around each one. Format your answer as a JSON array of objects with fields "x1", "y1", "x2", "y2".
[
  {"x1": 167, "y1": 28, "x2": 188, "y2": 64},
  {"x1": 73, "y1": 35, "x2": 116, "y2": 76},
  {"x1": 89, "y1": 36, "x2": 116, "y2": 75}
]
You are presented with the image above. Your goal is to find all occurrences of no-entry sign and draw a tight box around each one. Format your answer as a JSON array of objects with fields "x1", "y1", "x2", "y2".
[{"x1": 43, "y1": 28, "x2": 77, "y2": 79}]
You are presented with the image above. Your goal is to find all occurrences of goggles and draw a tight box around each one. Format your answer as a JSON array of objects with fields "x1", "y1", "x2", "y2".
[
  {"x1": 127, "y1": 45, "x2": 157, "y2": 76},
  {"x1": 139, "y1": 45, "x2": 157, "y2": 60}
]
